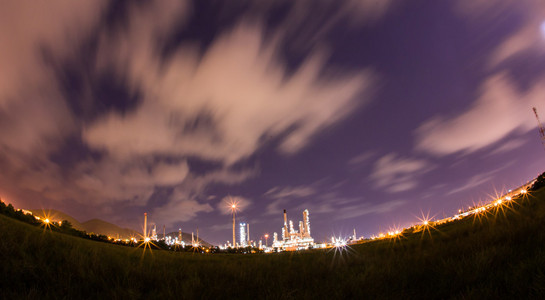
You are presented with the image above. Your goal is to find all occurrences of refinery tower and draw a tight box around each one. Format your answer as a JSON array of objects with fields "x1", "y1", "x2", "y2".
[{"x1": 274, "y1": 209, "x2": 314, "y2": 251}]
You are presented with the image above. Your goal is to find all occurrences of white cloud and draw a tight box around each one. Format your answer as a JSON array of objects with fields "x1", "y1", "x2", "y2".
[
  {"x1": 454, "y1": 0, "x2": 545, "y2": 68},
  {"x1": 489, "y1": 138, "x2": 527, "y2": 156},
  {"x1": 85, "y1": 9, "x2": 375, "y2": 164},
  {"x1": 0, "y1": 1, "x2": 387, "y2": 225},
  {"x1": 415, "y1": 73, "x2": 545, "y2": 156},
  {"x1": 313, "y1": 199, "x2": 406, "y2": 220},
  {"x1": 446, "y1": 163, "x2": 513, "y2": 196},
  {"x1": 370, "y1": 153, "x2": 432, "y2": 193},
  {"x1": 264, "y1": 185, "x2": 315, "y2": 199},
  {"x1": 151, "y1": 198, "x2": 213, "y2": 226},
  {"x1": 0, "y1": 1, "x2": 106, "y2": 156},
  {"x1": 0, "y1": 1, "x2": 106, "y2": 107},
  {"x1": 347, "y1": 150, "x2": 375, "y2": 166},
  {"x1": 487, "y1": 1, "x2": 545, "y2": 67},
  {"x1": 344, "y1": 0, "x2": 395, "y2": 23}
]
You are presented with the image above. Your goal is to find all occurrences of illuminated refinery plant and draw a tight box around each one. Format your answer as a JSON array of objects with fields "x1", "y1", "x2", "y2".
[{"x1": 272, "y1": 209, "x2": 314, "y2": 251}]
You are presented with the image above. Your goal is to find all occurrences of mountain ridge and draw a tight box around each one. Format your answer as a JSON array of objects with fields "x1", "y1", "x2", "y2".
[{"x1": 28, "y1": 209, "x2": 211, "y2": 244}]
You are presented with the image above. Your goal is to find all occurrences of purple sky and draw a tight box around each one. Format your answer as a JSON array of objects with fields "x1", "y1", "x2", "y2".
[{"x1": 1, "y1": 0, "x2": 544, "y2": 245}]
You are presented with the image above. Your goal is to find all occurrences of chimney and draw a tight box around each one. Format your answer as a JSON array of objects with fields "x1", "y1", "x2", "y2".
[
  {"x1": 283, "y1": 209, "x2": 289, "y2": 241},
  {"x1": 143, "y1": 213, "x2": 147, "y2": 239}
]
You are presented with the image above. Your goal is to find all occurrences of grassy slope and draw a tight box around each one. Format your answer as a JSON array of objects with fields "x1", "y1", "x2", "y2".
[{"x1": 2, "y1": 188, "x2": 545, "y2": 299}]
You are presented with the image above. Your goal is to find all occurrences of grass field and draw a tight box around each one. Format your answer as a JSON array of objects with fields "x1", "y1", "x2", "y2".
[{"x1": 2, "y1": 187, "x2": 545, "y2": 299}]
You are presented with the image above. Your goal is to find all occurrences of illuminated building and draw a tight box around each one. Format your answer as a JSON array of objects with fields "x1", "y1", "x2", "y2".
[
  {"x1": 152, "y1": 225, "x2": 157, "y2": 241},
  {"x1": 239, "y1": 222, "x2": 247, "y2": 247},
  {"x1": 273, "y1": 209, "x2": 314, "y2": 251},
  {"x1": 289, "y1": 220, "x2": 294, "y2": 234}
]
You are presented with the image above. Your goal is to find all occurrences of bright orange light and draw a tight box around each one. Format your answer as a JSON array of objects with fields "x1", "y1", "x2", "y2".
[
  {"x1": 144, "y1": 237, "x2": 150, "y2": 243},
  {"x1": 227, "y1": 197, "x2": 240, "y2": 214},
  {"x1": 44, "y1": 218, "x2": 50, "y2": 224}
]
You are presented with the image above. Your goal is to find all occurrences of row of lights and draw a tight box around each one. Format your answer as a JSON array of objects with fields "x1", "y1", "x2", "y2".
[{"x1": 365, "y1": 188, "x2": 529, "y2": 242}]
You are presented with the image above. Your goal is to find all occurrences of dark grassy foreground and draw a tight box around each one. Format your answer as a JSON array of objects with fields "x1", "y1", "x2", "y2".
[{"x1": 2, "y1": 188, "x2": 545, "y2": 299}]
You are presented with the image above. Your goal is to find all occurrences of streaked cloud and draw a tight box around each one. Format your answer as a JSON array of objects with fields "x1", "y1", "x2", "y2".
[
  {"x1": 0, "y1": 0, "x2": 382, "y2": 226},
  {"x1": 0, "y1": 1, "x2": 106, "y2": 156},
  {"x1": 415, "y1": 73, "x2": 545, "y2": 156},
  {"x1": 313, "y1": 198, "x2": 406, "y2": 220},
  {"x1": 86, "y1": 20, "x2": 375, "y2": 163},
  {"x1": 446, "y1": 163, "x2": 514, "y2": 196},
  {"x1": 264, "y1": 186, "x2": 316, "y2": 199},
  {"x1": 347, "y1": 150, "x2": 375, "y2": 166},
  {"x1": 370, "y1": 154, "x2": 433, "y2": 193}
]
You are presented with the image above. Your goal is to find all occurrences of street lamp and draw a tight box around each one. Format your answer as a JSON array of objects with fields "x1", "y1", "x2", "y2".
[{"x1": 230, "y1": 201, "x2": 237, "y2": 248}]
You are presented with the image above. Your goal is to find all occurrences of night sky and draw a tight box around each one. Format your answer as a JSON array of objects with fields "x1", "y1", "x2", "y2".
[{"x1": 1, "y1": 0, "x2": 544, "y2": 245}]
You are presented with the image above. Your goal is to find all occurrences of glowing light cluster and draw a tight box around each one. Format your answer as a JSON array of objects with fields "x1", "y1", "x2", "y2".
[{"x1": 360, "y1": 182, "x2": 534, "y2": 243}]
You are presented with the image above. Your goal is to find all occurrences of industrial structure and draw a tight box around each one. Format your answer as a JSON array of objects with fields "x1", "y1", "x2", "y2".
[
  {"x1": 239, "y1": 222, "x2": 247, "y2": 247},
  {"x1": 143, "y1": 212, "x2": 148, "y2": 240},
  {"x1": 533, "y1": 107, "x2": 545, "y2": 151},
  {"x1": 272, "y1": 209, "x2": 314, "y2": 251},
  {"x1": 151, "y1": 224, "x2": 157, "y2": 240}
]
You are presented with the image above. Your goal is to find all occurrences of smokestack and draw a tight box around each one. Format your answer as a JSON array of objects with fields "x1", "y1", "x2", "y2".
[
  {"x1": 247, "y1": 223, "x2": 250, "y2": 243},
  {"x1": 283, "y1": 209, "x2": 289, "y2": 241},
  {"x1": 197, "y1": 227, "x2": 199, "y2": 245},
  {"x1": 178, "y1": 228, "x2": 182, "y2": 243},
  {"x1": 303, "y1": 209, "x2": 310, "y2": 237},
  {"x1": 143, "y1": 213, "x2": 147, "y2": 239},
  {"x1": 163, "y1": 225, "x2": 165, "y2": 240}
]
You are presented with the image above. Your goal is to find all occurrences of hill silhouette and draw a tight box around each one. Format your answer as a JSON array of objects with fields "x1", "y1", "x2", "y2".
[
  {"x1": 4, "y1": 174, "x2": 544, "y2": 298},
  {"x1": 29, "y1": 209, "x2": 209, "y2": 244},
  {"x1": 81, "y1": 218, "x2": 140, "y2": 239}
]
